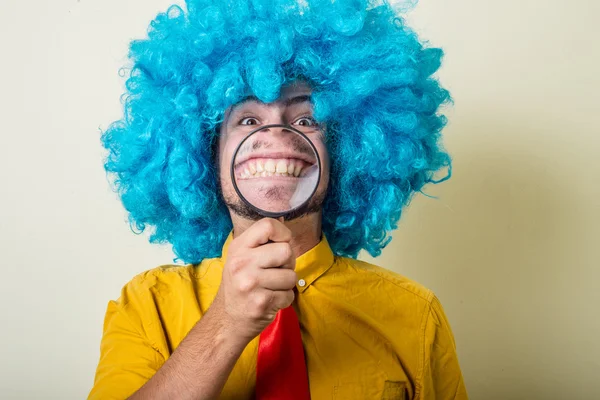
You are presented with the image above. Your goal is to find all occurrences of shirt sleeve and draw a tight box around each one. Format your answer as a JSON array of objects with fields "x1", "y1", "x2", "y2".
[
  {"x1": 87, "y1": 298, "x2": 165, "y2": 400},
  {"x1": 417, "y1": 295, "x2": 468, "y2": 400}
]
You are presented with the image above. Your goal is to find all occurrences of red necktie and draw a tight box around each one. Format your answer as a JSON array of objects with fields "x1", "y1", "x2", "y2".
[{"x1": 255, "y1": 304, "x2": 311, "y2": 399}]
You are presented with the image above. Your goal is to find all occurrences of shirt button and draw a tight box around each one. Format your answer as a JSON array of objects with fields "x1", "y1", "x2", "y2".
[{"x1": 298, "y1": 279, "x2": 306, "y2": 287}]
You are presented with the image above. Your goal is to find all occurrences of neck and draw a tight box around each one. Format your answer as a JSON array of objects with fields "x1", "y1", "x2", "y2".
[{"x1": 230, "y1": 211, "x2": 322, "y2": 259}]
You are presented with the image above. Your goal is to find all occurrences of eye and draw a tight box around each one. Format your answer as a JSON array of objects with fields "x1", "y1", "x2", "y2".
[
  {"x1": 294, "y1": 116, "x2": 317, "y2": 127},
  {"x1": 240, "y1": 117, "x2": 260, "y2": 125}
]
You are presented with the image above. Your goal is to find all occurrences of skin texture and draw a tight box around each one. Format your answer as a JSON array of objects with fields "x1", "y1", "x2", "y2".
[
  {"x1": 128, "y1": 82, "x2": 330, "y2": 399},
  {"x1": 218, "y1": 81, "x2": 330, "y2": 256}
]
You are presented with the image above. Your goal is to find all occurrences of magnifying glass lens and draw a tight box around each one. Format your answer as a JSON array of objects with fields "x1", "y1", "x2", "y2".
[{"x1": 231, "y1": 124, "x2": 321, "y2": 218}]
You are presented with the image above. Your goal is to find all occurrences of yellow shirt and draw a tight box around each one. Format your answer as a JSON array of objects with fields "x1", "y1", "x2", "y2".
[{"x1": 89, "y1": 232, "x2": 468, "y2": 399}]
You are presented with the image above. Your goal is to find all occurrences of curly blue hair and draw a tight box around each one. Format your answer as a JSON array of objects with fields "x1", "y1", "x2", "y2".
[{"x1": 101, "y1": 0, "x2": 453, "y2": 264}]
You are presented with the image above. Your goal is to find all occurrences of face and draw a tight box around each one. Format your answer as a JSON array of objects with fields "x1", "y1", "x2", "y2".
[{"x1": 217, "y1": 82, "x2": 330, "y2": 221}]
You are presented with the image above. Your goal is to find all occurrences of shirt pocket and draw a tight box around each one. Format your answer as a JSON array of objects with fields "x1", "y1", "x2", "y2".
[
  {"x1": 381, "y1": 380, "x2": 408, "y2": 400},
  {"x1": 333, "y1": 380, "x2": 408, "y2": 400}
]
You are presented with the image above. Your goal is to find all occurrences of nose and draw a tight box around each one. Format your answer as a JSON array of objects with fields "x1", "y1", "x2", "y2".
[{"x1": 256, "y1": 124, "x2": 294, "y2": 135}]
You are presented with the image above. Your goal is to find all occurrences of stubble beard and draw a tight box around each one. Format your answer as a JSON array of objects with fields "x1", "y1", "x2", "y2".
[{"x1": 220, "y1": 182, "x2": 327, "y2": 221}]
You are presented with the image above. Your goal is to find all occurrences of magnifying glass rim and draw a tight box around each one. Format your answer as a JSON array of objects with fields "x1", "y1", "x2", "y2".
[{"x1": 229, "y1": 123, "x2": 322, "y2": 219}]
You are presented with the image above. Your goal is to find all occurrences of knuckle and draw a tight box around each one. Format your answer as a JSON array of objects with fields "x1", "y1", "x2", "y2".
[
  {"x1": 236, "y1": 275, "x2": 257, "y2": 294},
  {"x1": 253, "y1": 291, "x2": 272, "y2": 312},
  {"x1": 274, "y1": 290, "x2": 293, "y2": 309},
  {"x1": 228, "y1": 257, "x2": 244, "y2": 274},
  {"x1": 248, "y1": 308, "x2": 262, "y2": 320}
]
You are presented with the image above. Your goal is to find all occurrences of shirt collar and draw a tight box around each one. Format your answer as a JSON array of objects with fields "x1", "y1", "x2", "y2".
[{"x1": 219, "y1": 230, "x2": 335, "y2": 293}]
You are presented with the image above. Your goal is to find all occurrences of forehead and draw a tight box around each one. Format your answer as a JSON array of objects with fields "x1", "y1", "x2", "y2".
[
  {"x1": 279, "y1": 81, "x2": 312, "y2": 98},
  {"x1": 227, "y1": 81, "x2": 313, "y2": 114}
]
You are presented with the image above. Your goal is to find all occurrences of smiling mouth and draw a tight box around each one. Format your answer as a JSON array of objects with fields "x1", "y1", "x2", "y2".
[{"x1": 235, "y1": 157, "x2": 313, "y2": 180}]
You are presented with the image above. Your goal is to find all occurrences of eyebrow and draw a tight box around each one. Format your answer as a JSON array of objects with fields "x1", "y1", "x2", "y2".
[{"x1": 284, "y1": 94, "x2": 312, "y2": 106}]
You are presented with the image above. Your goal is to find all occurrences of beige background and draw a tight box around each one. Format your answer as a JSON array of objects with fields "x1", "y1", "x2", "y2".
[{"x1": 1, "y1": 0, "x2": 598, "y2": 398}]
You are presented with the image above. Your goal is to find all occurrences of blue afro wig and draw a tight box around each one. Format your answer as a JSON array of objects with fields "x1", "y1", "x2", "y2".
[{"x1": 102, "y1": 0, "x2": 453, "y2": 264}]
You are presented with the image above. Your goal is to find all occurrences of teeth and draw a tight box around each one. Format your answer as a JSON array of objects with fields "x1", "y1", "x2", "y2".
[
  {"x1": 265, "y1": 160, "x2": 276, "y2": 173},
  {"x1": 240, "y1": 159, "x2": 307, "y2": 179},
  {"x1": 276, "y1": 160, "x2": 288, "y2": 173}
]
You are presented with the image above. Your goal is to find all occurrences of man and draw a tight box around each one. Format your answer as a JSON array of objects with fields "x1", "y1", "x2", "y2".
[{"x1": 90, "y1": 0, "x2": 467, "y2": 399}]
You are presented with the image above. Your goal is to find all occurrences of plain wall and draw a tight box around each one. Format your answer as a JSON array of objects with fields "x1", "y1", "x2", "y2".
[{"x1": 0, "y1": 0, "x2": 598, "y2": 398}]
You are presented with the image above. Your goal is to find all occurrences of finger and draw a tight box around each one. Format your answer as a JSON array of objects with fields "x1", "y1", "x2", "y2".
[
  {"x1": 270, "y1": 289, "x2": 295, "y2": 311},
  {"x1": 241, "y1": 218, "x2": 292, "y2": 248},
  {"x1": 248, "y1": 243, "x2": 296, "y2": 270},
  {"x1": 259, "y1": 268, "x2": 297, "y2": 291}
]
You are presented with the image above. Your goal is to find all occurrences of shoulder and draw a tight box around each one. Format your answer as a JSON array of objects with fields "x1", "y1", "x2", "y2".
[
  {"x1": 112, "y1": 259, "x2": 219, "y2": 309},
  {"x1": 335, "y1": 256, "x2": 435, "y2": 304},
  {"x1": 115, "y1": 265, "x2": 188, "y2": 302},
  {"x1": 328, "y1": 257, "x2": 457, "y2": 358},
  {"x1": 338, "y1": 258, "x2": 458, "y2": 340},
  {"x1": 333, "y1": 257, "x2": 458, "y2": 347},
  {"x1": 326, "y1": 256, "x2": 443, "y2": 333}
]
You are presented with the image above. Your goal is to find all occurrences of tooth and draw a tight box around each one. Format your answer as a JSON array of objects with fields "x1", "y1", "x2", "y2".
[
  {"x1": 261, "y1": 171, "x2": 267, "y2": 177},
  {"x1": 287, "y1": 162, "x2": 295, "y2": 175},
  {"x1": 265, "y1": 160, "x2": 276, "y2": 173},
  {"x1": 294, "y1": 163, "x2": 302, "y2": 177},
  {"x1": 248, "y1": 162, "x2": 257, "y2": 174},
  {"x1": 267, "y1": 171, "x2": 274, "y2": 176},
  {"x1": 256, "y1": 160, "x2": 265, "y2": 173},
  {"x1": 244, "y1": 167, "x2": 250, "y2": 177},
  {"x1": 281, "y1": 172, "x2": 288, "y2": 176},
  {"x1": 276, "y1": 160, "x2": 288, "y2": 173}
]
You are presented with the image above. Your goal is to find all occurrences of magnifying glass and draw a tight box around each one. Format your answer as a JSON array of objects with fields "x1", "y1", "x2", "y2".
[{"x1": 230, "y1": 124, "x2": 322, "y2": 219}]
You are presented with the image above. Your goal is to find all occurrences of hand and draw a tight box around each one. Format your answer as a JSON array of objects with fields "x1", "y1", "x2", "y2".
[{"x1": 213, "y1": 218, "x2": 297, "y2": 343}]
